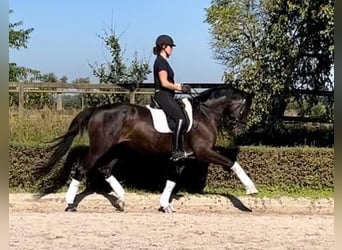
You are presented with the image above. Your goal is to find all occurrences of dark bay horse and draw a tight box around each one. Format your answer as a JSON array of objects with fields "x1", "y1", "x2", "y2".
[
  {"x1": 36, "y1": 84, "x2": 257, "y2": 212},
  {"x1": 36, "y1": 144, "x2": 214, "y2": 212}
]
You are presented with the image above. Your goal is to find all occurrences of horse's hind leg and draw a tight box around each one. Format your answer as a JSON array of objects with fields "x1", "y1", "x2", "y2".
[
  {"x1": 159, "y1": 180, "x2": 177, "y2": 213},
  {"x1": 72, "y1": 189, "x2": 95, "y2": 210},
  {"x1": 65, "y1": 178, "x2": 81, "y2": 211},
  {"x1": 159, "y1": 162, "x2": 184, "y2": 213},
  {"x1": 99, "y1": 158, "x2": 125, "y2": 211},
  {"x1": 65, "y1": 151, "x2": 88, "y2": 212},
  {"x1": 64, "y1": 145, "x2": 111, "y2": 211}
]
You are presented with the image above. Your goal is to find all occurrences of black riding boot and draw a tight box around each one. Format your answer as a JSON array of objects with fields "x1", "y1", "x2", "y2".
[{"x1": 170, "y1": 119, "x2": 192, "y2": 162}]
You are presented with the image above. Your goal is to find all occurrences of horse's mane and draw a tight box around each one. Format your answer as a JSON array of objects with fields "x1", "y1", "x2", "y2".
[{"x1": 192, "y1": 84, "x2": 246, "y2": 109}]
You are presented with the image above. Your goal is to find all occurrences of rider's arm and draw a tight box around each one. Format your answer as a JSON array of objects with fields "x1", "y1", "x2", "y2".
[{"x1": 158, "y1": 70, "x2": 182, "y2": 92}]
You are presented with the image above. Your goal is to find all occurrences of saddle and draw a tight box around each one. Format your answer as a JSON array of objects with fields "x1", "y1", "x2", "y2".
[
  {"x1": 146, "y1": 96, "x2": 193, "y2": 133},
  {"x1": 150, "y1": 96, "x2": 161, "y2": 109}
]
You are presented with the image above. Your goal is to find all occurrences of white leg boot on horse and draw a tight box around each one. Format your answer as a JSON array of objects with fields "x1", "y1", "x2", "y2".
[
  {"x1": 230, "y1": 162, "x2": 258, "y2": 195},
  {"x1": 159, "y1": 180, "x2": 176, "y2": 213},
  {"x1": 65, "y1": 178, "x2": 80, "y2": 212},
  {"x1": 105, "y1": 175, "x2": 125, "y2": 211}
]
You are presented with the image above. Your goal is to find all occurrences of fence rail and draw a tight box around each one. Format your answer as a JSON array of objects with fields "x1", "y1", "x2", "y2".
[
  {"x1": 9, "y1": 82, "x2": 334, "y2": 123},
  {"x1": 9, "y1": 82, "x2": 334, "y2": 94}
]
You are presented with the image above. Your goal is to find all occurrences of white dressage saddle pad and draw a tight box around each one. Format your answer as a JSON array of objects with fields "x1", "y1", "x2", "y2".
[{"x1": 146, "y1": 98, "x2": 193, "y2": 133}]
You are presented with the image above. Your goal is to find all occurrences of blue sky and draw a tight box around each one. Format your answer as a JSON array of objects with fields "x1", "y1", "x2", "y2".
[{"x1": 9, "y1": 0, "x2": 226, "y2": 83}]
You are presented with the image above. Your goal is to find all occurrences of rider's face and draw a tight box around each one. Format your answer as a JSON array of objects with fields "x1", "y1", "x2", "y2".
[{"x1": 164, "y1": 45, "x2": 174, "y2": 56}]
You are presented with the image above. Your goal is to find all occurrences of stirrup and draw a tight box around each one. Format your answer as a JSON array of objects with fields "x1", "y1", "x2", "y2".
[{"x1": 170, "y1": 150, "x2": 193, "y2": 162}]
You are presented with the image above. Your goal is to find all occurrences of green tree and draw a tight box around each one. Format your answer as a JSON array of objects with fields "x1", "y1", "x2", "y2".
[
  {"x1": 23, "y1": 73, "x2": 57, "y2": 109},
  {"x1": 88, "y1": 28, "x2": 151, "y2": 106},
  {"x1": 261, "y1": 0, "x2": 334, "y2": 123},
  {"x1": 9, "y1": 9, "x2": 34, "y2": 50},
  {"x1": 205, "y1": 0, "x2": 271, "y2": 126},
  {"x1": 72, "y1": 77, "x2": 90, "y2": 83},
  {"x1": 38, "y1": 72, "x2": 58, "y2": 83},
  {"x1": 9, "y1": 9, "x2": 37, "y2": 82},
  {"x1": 205, "y1": 0, "x2": 334, "y2": 128},
  {"x1": 9, "y1": 9, "x2": 41, "y2": 108},
  {"x1": 60, "y1": 75, "x2": 68, "y2": 83},
  {"x1": 9, "y1": 10, "x2": 71, "y2": 109}
]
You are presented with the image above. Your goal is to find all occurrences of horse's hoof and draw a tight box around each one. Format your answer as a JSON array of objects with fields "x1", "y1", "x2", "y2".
[
  {"x1": 64, "y1": 204, "x2": 77, "y2": 212},
  {"x1": 246, "y1": 184, "x2": 258, "y2": 195},
  {"x1": 158, "y1": 205, "x2": 176, "y2": 213},
  {"x1": 115, "y1": 199, "x2": 125, "y2": 212},
  {"x1": 246, "y1": 185, "x2": 258, "y2": 195}
]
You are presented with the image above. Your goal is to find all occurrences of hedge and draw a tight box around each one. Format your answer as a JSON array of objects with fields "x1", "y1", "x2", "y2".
[{"x1": 9, "y1": 144, "x2": 333, "y2": 194}]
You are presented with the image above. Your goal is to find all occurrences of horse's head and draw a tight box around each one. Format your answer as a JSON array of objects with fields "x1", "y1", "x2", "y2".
[
  {"x1": 193, "y1": 84, "x2": 253, "y2": 135},
  {"x1": 225, "y1": 90, "x2": 253, "y2": 135}
]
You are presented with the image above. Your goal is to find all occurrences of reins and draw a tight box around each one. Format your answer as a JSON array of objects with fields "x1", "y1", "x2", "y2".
[{"x1": 184, "y1": 88, "x2": 209, "y2": 129}]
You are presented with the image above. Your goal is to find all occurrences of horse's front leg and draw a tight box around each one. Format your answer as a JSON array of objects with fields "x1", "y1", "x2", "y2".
[{"x1": 197, "y1": 148, "x2": 258, "y2": 195}]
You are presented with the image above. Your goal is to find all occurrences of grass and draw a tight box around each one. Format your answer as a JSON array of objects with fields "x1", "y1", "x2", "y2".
[{"x1": 9, "y1": 108, "x2": 88, "y2": 146}]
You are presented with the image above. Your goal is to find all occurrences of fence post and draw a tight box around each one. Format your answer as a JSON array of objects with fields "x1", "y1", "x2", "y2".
[
  {"x1": 81, "y1": 94, "x2": 84, "y2": 109},
  {"x1": 129, "y1": 90, "x2": 136, "y2": 104},
  {"x1": 18, "y1": 83, "x2": 24, "y2": 112},
  {"x1": 56, "y1": 90, "x2": 63, "y2": 111}
]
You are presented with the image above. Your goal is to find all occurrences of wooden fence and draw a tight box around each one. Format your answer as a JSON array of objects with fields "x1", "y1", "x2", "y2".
[
  {"x1": 9, "y1": 82, "x2": 233, "y2": 109},
  {"x1": 9, "y1": 82, "x2": 334, "y2": 123}
]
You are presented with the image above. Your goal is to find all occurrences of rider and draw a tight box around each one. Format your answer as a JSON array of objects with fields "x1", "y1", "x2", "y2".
[{"x1": 152, "y1": 34, "x2": 192, "y2": 162}]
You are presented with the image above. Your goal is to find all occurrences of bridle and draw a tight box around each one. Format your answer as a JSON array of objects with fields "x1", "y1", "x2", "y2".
[
  {"x1": 226, "y1": 98, "x2": 247, "y2": 129},
  {"x1": 184, "y1": 85, "x2": 250, "y2": 130},
  {"x1": 191, "y1": 93, "x2": 248, "y2": 130}
]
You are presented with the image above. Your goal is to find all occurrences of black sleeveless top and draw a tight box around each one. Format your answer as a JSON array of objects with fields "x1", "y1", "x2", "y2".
[{"x1": 153, "y1": 55, "x2": 175, "y2": 95}]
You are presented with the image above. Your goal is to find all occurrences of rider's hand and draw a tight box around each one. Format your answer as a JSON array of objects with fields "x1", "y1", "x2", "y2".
[{"x1": 181, "y1": 84, "x2": 191, "y2": 94}]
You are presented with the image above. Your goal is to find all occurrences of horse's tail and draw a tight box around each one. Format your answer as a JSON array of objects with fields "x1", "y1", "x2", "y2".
[
  {"x1": 35, "y1": 107, "x2": 96, "y2": 178},
  {"x1": 35, "y1": 145, "x2": 89, "y2": 198}
]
